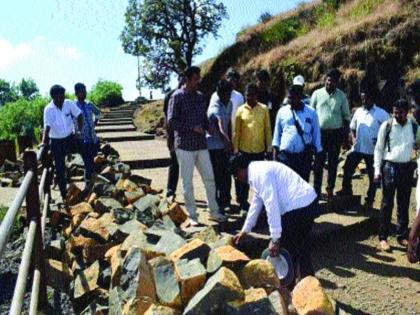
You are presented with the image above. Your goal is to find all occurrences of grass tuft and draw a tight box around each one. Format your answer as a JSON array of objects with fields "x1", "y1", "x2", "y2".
[{"x1": 349, "y1": 0, "x2": 384, "y2": 18}]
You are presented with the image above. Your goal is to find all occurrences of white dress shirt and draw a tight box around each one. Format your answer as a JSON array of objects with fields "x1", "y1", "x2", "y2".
[
  {"x1": 43, "y1": 100, "x2": 81, "y2": 139},
  {"x1": 350, "y1": 105, "x2": 389, "y2": 155},
  {"x1": 210, "y1": 90, "x2": 244, "y2": 128},
  {"x1": 374, "y1": 118, "x2": 415, "y2": 176},
  {"x1": 241, "y1": 161, "x2": 317, "y2": 239}
]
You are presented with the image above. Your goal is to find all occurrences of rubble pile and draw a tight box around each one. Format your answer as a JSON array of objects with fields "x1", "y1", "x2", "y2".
[{"x1": 44, "y1": 143, "x2": 334, "y2": 315}]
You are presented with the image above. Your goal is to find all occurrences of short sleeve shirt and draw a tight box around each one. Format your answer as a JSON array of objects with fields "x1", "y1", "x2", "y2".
[
  {"x1": 43, "y1": 100, "x2": 81, "y2": 139},
  {"x1": 206, "y1": 98, "x2": 232, "y2": 150}
]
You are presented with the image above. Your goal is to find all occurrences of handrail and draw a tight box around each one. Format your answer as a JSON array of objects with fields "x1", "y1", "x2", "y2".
[{"x1": 0, "y1": 145, "x2": 51, "y2": 314}]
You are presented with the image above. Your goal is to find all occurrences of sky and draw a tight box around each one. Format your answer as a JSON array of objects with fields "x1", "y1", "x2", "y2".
[{"x1": 0, "y1": 0, "x2": 304, "y2": 100}]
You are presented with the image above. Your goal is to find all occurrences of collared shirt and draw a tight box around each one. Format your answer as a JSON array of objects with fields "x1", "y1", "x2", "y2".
[
  {"x1": 241, "y1": 161, "x2": 317, "y2": 239},
  {"x1": 272, "y1": 104, "x2": 322, "y2": 153},
  {"x1": 350, "y1": 105, "x2": 389, "y2": 155},
  {"x1": 44, "y1": 100, "x2": 81, "y2": 139},
  {"x1": 210, "y1": 90, "x2": 244, "y2": 128},
  {"x1": 310, "y1": 87, "x2": 351, "y2": 130},
  {"x1": 164, "y1": 89, "x2": 178, "y2": 151},
  {"x1": 167, "y1": 88, "x2": 209, "y2": 151},
  {"x1": 75, "y1": 100, "x2": 100, "y2": 144},
  {"x1": 374, "y1": 118, "x2": 416, "y2": 176},
  {"x1": 233, "y1": 102, "x2": 272, "y2": 153},
  {"x1": 206, "y1": 98, "x2": 232, "y2": 150}
]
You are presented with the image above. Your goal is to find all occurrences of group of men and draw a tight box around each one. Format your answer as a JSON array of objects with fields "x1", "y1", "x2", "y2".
[
  {"x1": 165, "y1": 65, "x2": 420, "y2": 285},
  {"x1": 42, "y1": 83, "x2": 100, "y2": 200}
]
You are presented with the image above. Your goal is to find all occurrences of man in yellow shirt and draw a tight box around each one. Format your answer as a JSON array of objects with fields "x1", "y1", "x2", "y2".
[{"x1": 233, "y1": 83, "x2": 272, "y2": 210}]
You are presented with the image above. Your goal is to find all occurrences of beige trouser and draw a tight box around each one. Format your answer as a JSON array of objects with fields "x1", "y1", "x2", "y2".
[{"x1": 175, "y1": 149, "x2": 219, "y2": 219}]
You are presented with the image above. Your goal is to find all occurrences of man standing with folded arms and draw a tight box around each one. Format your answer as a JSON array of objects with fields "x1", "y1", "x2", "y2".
[
  {"x1": 42, "y1": 85, "x2": 83, "y2": 201},
  {"x1": 168, "y1": 66, "x2": 226, "y2": 225}
]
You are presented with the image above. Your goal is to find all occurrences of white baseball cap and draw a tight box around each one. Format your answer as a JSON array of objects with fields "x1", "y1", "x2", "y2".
[{"x1": 293, "y1": 75, "x2": 305, "y2": 86}]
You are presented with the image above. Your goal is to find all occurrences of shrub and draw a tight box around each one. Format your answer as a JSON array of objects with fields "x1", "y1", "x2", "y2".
[
  {"x1": 88, "y1": 80, "x2": 124, "y2": 107},
  {"x1": 349, "y1": 0, "x2": 384, "y2": 18},
  {"x1": 0, "y1": 97, "x2": 49, "y2": 140},
  {"x1": 314, "y1": 2, "x2": 336, "y2": 28},
  {"x1": 258, "y1": 12, "x2": 273, "y2": 23},
  {"x1": 260, "y1": 17, "x2": 302, "y2": 45}
]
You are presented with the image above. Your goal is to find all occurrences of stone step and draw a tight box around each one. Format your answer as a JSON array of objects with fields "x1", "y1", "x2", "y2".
[
  {"x1": 97, "y1": 120, "x2": 133, "y2": 126},
  {"x1": 95, "y1": 125, "x2": 137, "y2": 133},
  {"x1": 124, "y1": 157, "x2": 171, "y2": 169},
  {"x1": 102, "y1": 109, "x2": 136, "y2": 115},
  {"x1": 102, "y1": 113, "x2": 136, "y2": 119},
  {"x1": 105, "y1": 106, "x2": 138, "y2": 112},
  {"x1": 99, "y1": 131, "x2": 154, "y2": 142}
]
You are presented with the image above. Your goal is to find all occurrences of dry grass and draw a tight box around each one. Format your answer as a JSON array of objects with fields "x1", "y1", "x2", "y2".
[{"x1": 133, "y1": 100, "x2": 164, "y2": 134}]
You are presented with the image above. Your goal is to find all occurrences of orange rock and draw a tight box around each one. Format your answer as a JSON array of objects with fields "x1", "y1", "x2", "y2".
[
  {"x1": 123, "y1": 179, "x2": 139, "y2": 192},
  {"x1": 165, "y1": 203, "x2": 188, "y2": 225},
  {"x1": 79, "y1": 217, "x2": 110, "y2": 242},
  {"x1": 105, "y1": 244, "x2": 121, "y2": 262},
  {"x1": 83, "y1": 242, "x2": 116, "y2": 264},
  {"x1": 65, "y1": 183, "x2": 82, "y2": 206},
  {"x1": 68, "y1": 234, "x2": 98, "y2": 253},
  {"x1": 240, "y1": 259, "x2": 280, "y2": 294},
  {"x1": 94, "y1": 155, "x2": 106, "y2": 165},
  {"x1": 87, "y1": 192, "x2": 97, "y2": 205},
  {"x1": 45, "y1": 259, "x2": 73, "y2": 294},
  {"x1": 169, "y1": 239, "x2": 210, "y2": 264},
  {"x1": 110, "y1": 247, "x2": 123, "y2": 287},
  {"x1": 69, "y1": 202, "x2": 93, "y2": 217}
]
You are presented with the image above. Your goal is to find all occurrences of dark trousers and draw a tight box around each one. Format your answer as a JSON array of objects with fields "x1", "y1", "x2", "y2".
[
  {"x1": 209, "y1": 149, "x2": 231, "y2": 209},
  {"x1": 235, "y1": 151, "x2": 265, "y2": 208},
  {"x1": 278, "y1": 150, "x2": 312, "y2": 182},
  {"x1": 342, "y1": 151, "x2": 376, "y2": 203},
  {"x1": 79, "y1": 140, "x2": 98, "y2": 185},
  {"x1": 314, "y1": 128, "x2": 342, "y2": 194},
  {"x1": 50, "y1": 136, "x2": 71, "y2": 199},
  {"x1": 167, "y1": 150, "x2": 179, "y2": 197},
  {"x1": 379, "y1": 161, "x2": 413, "y2": 241},
  {"x1": 281, "y1": 200, "x2": 319, "y2": 284}
]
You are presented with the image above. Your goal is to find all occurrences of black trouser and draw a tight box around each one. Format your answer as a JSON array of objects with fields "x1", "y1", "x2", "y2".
[
  {"x1": 314, "y1": 128, "x2": 343, "y2": 194},
  {"x1": 50, "y1": 136, "x2": 72, "y2": 199},
  {"x1": 278, "y1": 150, "x2": 312, "y2": 182},
  {"x1": 342, "y1": 151, "x2": 375, "y2": 204},
  {"x1": 235, "y1": 151, "x2": 265, "y2": 208},
  {"x1": 280, "y1": 200, "x2": 319, "y2": 284},
  {"x1": 209, "y1": 149, "x2": 231, "y2": 209},
  {"x1": 166, "y1": 150, "x2": 179, "y2": 197},
  {"x1": 78, "y1": 140, "x2": 98, "y2": 185},
  {"x1": 379, "y1": 161, "x2": 413, "y2": 241}
]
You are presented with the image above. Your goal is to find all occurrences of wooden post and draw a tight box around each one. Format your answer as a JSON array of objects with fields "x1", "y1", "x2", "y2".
[{"x1": 23, "y1": 151, "x2": 48, "y2": 310}]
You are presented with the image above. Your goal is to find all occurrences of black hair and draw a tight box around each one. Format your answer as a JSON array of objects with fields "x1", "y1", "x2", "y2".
[
  {"x1": 393, "y1": 99, "x2": 409, "y2": 112},
  {"x1": 226, "y1": 68, "x2": 240, "y2": 81},
  {"x1": 245, "y1": 83, "x2": 258, "y2": 94},
  {"x1": 326, "y1": 68, "x2": 341, "y2": 82},
  {"x1": 288, "y1": 85, "x2": 303, "y2": 97},
  {"x1": 49, "y1": 84, "x2": 65, "y2": 98},
  {"x1": 256, "y1": 69, "x2": 270, "y2": 82},
  {"x1": 74, "y1": 82, "x2": 86, "y2": 93},
  {"x1": 183, "y1": 66, "x2": 201, "y2": 80},
  {"x1": 228, "y1": 153, "x2": 251, "y2": 174},
  {"x1": 217, "y1": 79, "x2": 233, "y2": 95}
]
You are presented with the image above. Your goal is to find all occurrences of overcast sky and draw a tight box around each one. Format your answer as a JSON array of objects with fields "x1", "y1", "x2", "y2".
[{"x1": 0, "y1": 0, "x2": 304, "y2": 100}]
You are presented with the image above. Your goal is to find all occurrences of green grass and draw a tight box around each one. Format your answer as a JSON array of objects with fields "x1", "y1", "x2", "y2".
[
  {"x1": 314, "y1": 2, "x2": 336, "y2": 28},
  {"x1": 349, "y1": 0, "x2": 384, "y2": 18},
  {"x1": 0, "y1": 205, "x2": 23, "y2": 237},
  {"x1": 260, "y1": 16, "x2": 302, "y2": 45}
]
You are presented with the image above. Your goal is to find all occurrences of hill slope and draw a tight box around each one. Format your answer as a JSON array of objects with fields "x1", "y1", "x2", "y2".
[{"x1": 201, "y1": 0, "x2": 420, "y2": 106}]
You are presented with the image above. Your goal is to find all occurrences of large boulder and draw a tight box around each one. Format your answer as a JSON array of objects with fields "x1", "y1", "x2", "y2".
[
  {"x1": 292, "y1": 276, "x2": 334, "y2": 315},
  {"x1": 225, "y1": 288, "x2": 277, "y2": 315},
  {"x1": 183, "y1": 267, "x2": 244, "y2": 315},
  {"x1": 169, "y1": 239, "x2": 211, "y2": 265},
  {"x1": 174, "y1": 258, "x2": 207, "y2": 305},
  {"x1": 150, "y1": 256, "x2": 182, "y2": 309},
  {"x1": 206, "y1": 245, "x2": 250, "y2": 274},
  {"x1": 240, "y1": 259, "x2": 280, "y2": 294}
]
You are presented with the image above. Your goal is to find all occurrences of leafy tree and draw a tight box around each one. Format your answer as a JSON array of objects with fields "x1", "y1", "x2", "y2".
[
  {"x1": 120, "y1": 0, "x2": 228, "y2": 89},
  {"x1": 259, "y1": 12, "x2": 273, "y2": 23},
  {"x1": 17, "y1": 78, "x2": 39, "y2": 100},
  {"x1": 88, "y1": 80, "x2": 124, "y2": 107},
  {"x1": 0, "y1": 79, "x2": 18, "y2": 106}
]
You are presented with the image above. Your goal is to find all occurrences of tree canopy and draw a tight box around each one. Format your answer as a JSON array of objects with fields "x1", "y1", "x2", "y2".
[
  {"x1": 120, "y1": 0, "x2": 228, "y2": 89},
  {"x1": 17, "y1": 78, "x2": 39, "y2": 100},
  {"x1": 0, "y1": 79, "x2": 18, "y2": 106}
]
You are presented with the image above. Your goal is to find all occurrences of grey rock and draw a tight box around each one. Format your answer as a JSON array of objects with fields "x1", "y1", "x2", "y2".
[
  {"x1": 111, "y1": 208, "x2": 133, "y2": 224},
  {"x1": 95, "y1": 197, "x2": 123, "y2": 214},
  {"x1": 150, "y1": 256, "x2": 181, "y2": 308},
  {"x1": 108, "y1": 286, "x2": 125, "y2": 315},
  {"x1": 98, "y1": 267, "x2": 111, "y2": 289},
  {"x1": 45, "y1": 239, "x2": 65, "y2": 261}
]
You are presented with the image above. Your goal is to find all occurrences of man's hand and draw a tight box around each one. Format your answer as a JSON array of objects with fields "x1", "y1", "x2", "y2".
[
  {"x1": 268, "y1": 239, "x2": 280, "y2": 257},
  {"x1": 233, "y1": 232, "x2": 247, "y2": 245},
  {"x1": 193, "y1": 126, "x2": 204, "y2": 135},
  {"x1": 407, "y1": 240, "x2": 419, "y2": 263},
  {"x1": 374, "y1": 174, "x2": 382, "y2": 183}
]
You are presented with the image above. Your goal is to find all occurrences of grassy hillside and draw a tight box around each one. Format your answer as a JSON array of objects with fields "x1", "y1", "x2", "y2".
[{"x1": 201, "y1": 0, "x2": 420, "y2": 105}]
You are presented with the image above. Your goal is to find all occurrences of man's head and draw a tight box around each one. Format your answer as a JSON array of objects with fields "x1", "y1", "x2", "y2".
[
  {"x1": 226, "y1": 68, "x2": 241, "y2": 90},
  {"x1": 360, "y1": 89, "x2": 374, "y2": 110},
  {"x1": 245, "y1": 83, "x2": 258, "y2": 107},
  {"x1": 288, "y1": 85, "x2": 303, "y2": 108},
  {"x1": 325, "y1": 68, "x2": 341, "y2": 93},
  {"x1": 183, "y1": 66, "x2": 201, "y2": 91},
  {"x1": 256, "y1": 69, "x2": 270, "y2": 90},
  {"x1": 392, "y1": 99, "x2": 409, "y2": 125},
  {"x1": 293, "y1": 75, "x2": 305, "y2": 88},
  {"x1": 50, "y1": 84, "x2": 66, "y2": 107},
  {"x1": 217, "y1": 79, "x2": 233, "y2": 105},
  {"x1": 229, "y1": 153, "x2": 251, "y2": 183},
  {"x1": 74, "y1": 82, "x2": 87, "y2": 101}
]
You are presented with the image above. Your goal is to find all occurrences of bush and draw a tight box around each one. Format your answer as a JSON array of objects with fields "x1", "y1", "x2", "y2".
[
  {"x1": 314, "y1": 1, "x2": 336, "y2": 28},
  {"x1": 258, "y1": 12, "x2": 273, "y2": 23},
  {"x1": 260, "y1": 17, "x2": 302, "y2": 45},
  {"x1": 349, "y1": 0, "x2": 383, "y2": 18},
  {"x1": 0, "y1": 97, "x2": 49, "y2": 140},
  {"x1": 88, "y1": 80, "x2": 124, "y2": 107}
]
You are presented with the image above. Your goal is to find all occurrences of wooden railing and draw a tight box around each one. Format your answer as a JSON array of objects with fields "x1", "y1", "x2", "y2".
[{"x1": 0, "y1": 145, "x2": 53, "y2": 315}]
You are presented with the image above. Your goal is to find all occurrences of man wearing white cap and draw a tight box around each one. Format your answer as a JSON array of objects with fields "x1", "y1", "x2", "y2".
[{"x1": 282, "y1": 75, "x2": 310, "y2": 107}]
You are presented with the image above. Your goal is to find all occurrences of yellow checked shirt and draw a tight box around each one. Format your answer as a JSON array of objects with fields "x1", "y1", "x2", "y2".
[{"x1": 233, "y1": 102, "x2": 272, "y2": 153}]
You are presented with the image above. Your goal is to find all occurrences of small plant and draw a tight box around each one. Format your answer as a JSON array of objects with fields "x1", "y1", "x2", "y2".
[
  {"x1": 349, "y1": 0, "x2": 384, "y2": 18},
  {"x1": 314, "y1": 2, "x2": 336, "y2": 28},
  {"x1": 260, "y1": 16, "x2": 302, "y2": 45}
]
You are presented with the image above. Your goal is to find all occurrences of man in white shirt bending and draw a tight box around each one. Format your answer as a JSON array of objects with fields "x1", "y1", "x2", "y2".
[
  {"x1": 374, "y1": 99, "x2": 417, "y2": 251},
  {"x1": 337, "y1": 90, "x2": 389, "y2": 208},
  {"x1": 42, "y1": 85, "x2": 83, "y2": 200},
  {"x1": 231, "y1": 154, "x2": 320, "y2": 287}
]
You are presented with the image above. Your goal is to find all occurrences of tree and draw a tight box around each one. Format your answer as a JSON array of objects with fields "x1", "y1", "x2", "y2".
[
  {"x1": 0, "y1": 79, "x2": 18, "y2": 106},
  {"x1": 17, "y1": 78, "x2": 39, "y2": 100},
  {"x1": 258, "y1": 12, "x2": 273, "y2": 23},
  {"x1": 120, "y1": 0, "x2": 228, "y2": 89},
  {"x1": 88, "y1": 80, "x2": 124, "y2": 107}
]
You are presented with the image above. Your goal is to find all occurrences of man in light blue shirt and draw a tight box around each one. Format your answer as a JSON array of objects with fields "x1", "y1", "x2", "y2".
[
  {"x1": 337, "y1": 90, "x2": 389, "y2": 208},
  {"x1": 273, "y1": 85, "x2": 322, "y2": 181}
]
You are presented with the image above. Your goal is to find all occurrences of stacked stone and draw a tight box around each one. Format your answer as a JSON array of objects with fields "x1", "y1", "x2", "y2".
[{"x1": 44, "y1": 143, "x2": 334, "y2": 315}]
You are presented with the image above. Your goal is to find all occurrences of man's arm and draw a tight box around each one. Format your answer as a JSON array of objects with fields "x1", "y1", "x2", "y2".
[
  {"x1": 310, "y1": 91, "x2": 317, "y2": 109},
  {"x1": 167, "y1": 94, "x2": 190, "y2": 132},
  {"x1": 374, "y1": 122, "x2": 387, "y2": 178},
  {"x1": 233, "y1": 109, "x2": 242, "y2": 153},
  {"x1": 312, "y1": 111, "x2": 322, "y2": 153},
  {"x1": 241, "y1": 193, "x2": 264, "y2": 234},
  {"x1": 264, "y1": 108, "x2": 273, "y2": 153},
  {"x1": 42, "y1": 126, "x2": 51, "y2": 146},
  {"x1": 272, "y1": 110, "x2": 282, "y2": 153},
  {"x1": 76, "y1": 114, "x2": 83, "y2": 137},
  {"x1": 91, "y1": 103, "x2": 101, "y2": 123}
]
